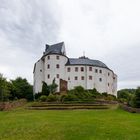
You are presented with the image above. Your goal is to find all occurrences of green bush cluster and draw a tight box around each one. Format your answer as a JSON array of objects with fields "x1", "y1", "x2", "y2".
[
  {"x1": 39, "y1": 94, "x2": 59, "y2": 102},
  {"x1": 0, "y1": 74, "x2": 33, "y2": 101},
  {"x1": 36, "y1": 79, "x2": 58, "y2": 102},
  {"x1": 61, "y1": 86, "x2": 94, "y2": 103},
  {"x1": 117, "y1": 87, "x2": 140, "y2": 108},
  {"x1": 38, "y1": 85, "x2": 117, "y2": 103}
]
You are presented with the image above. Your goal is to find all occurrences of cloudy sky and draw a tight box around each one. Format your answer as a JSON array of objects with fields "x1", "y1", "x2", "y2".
[{"x1": 0, "y1": 0, "x2": 140, "y2": 89}]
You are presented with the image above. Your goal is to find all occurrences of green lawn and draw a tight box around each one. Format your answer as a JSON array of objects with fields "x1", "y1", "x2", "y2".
[{"x1": 0, "y1": 106, "x2": 140, "y2": 140}]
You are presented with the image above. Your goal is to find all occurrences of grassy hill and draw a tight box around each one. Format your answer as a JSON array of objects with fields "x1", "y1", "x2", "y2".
[{"x1": 0, "y1": 105, "x2": 139, "y2": 140}]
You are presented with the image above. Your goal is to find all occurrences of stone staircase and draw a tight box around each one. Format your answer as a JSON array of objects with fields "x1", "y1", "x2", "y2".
[{"x1": 28, "y1": 102, "x2": 110, "y2": 110}]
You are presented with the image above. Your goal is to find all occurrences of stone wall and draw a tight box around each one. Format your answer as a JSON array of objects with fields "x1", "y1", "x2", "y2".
[
  {"x1": 120, "y1": 104, "x2": 140, "y2": 113},
  {"x1": 0, "y1": 99, "x2": 27, "y2": 111}
]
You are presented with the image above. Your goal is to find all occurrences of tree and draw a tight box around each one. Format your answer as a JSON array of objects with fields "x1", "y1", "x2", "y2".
[
  {"x1": 42, "y1": 81, "x2": 50, "y2": 96},
  {"x1": 11, "y1": 77, "x2": 33, "y2": 101},
  {"x1": 0, "y1": 74, "x2": 11, "y2": 101},
  {"x1": 41, "y1": 79, "x2": 58, "y2": 96},
  {"x1": 132, "y1": 87, "x2": 140, "y2": 108},
  {"x1": 50, "y1": 79, "x2": 58, "y2": 94}
]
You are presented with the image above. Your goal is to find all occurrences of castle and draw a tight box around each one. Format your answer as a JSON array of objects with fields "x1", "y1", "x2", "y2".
[{"x1": 33, "y1": 42, "x2": 117, "y2": 96}]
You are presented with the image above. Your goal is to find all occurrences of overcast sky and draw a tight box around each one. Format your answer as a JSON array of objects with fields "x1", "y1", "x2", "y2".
[{"x1": 0, "y1": 0, "x2": 140, "y2": 89}]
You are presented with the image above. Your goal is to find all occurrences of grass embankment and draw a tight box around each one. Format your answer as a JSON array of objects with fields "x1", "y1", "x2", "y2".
[{"x1": 0, "y1": 105, "x2": 139, "y2": 140}]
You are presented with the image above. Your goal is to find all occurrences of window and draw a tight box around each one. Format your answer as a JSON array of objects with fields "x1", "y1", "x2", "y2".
[
  {"x1": 40, "y1": 69, "x2": 42, "y2": 72},
  {"x1": 56, "y1": 74, "x2": 59, "y2": 78},
  {"x1": 48, "y1": 56, "x2": 50, "y2": 60},
  {"x1": 67, "y1": 67, "x2": 71, "y2": 72},
  {"x1": 56, "y1": 64, "x2": 59, "y2": 68},
  {"x1": 99, "y1": 78, "x2": 102, "y2": 82},
  {"x1": 81, "y1": 76, "x2": 84, "y2": 80},
  {"x1": 75, "y1": 67, "x2": 78, "y2": 72},
  {"x1": 95, "y1": 69, "x2": 98, "y2": 73},
  {"x1": 81, "y1": 67, "x2": 84, "y2": 72},
  {"x1": 75, "y1": 76, "x2": 78, "y2": 80},
  {"x1": 47, "y1": 64, "x2": 50, "y2": 69},
  {"x1": 108, "y1": 83, "x2": 110, "y2": 86},
  {"x1": 89, "y1": 67, "x2": 92, "y2": 71},
  {"x1": 99, "y1": 70, "x2": 102, "y2": 73},
  {"x1": 89, "y1": 76, "x2": 92, "y2": 80},
  {"x1": 48, "y1": 74, "x2": 50, "y2": 79},
  {"x1": 113, "y1": 77, "x2": 115, "y2": 80},
  {"x1": 56, "y1": 56, "x2": 60, "y2": 60},
  {"x1": 68, "y1": 77, "x2": 70, "y2": 80},
  {"x1": 108, "y1": 72, "x2": 110, "y2": 76}
]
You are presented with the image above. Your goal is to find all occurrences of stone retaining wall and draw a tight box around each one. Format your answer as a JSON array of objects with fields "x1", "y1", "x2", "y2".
[
  {"x1": 0, "y1": 99, "x2": 27, "y2": 111},
  {"x1": 120, "y1": 104, "x2": 140, "y2": 113}
]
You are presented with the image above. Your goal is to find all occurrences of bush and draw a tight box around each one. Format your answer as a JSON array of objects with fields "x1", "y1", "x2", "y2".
[
  {"x1": 61, "y1": 94, "x2": 79, "y2": 102},
  {"x1": 47, "y1": 94, "x2": 59, "y2": 102},
  {"x1": 102, "y1": 92, "x2": 108, "y2": 97},
  {"x1": 89, "y1": 88, "x2": 101, "y2": 98},
  {"x1": 131, "y1": 87, "x2": 140, "y2": 108},
  {"x1": 105, "y1": 95, "x2": 116, "y2": 101},
  {"x1": 39, "y1": 95, "x2": 47, "y2": 102}
]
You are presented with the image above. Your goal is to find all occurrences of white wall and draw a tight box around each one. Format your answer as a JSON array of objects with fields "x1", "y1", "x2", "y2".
[
  {"x1": 65, "y1": 65, "x2": 117, "y2": 95},
  {"x1": 44, "y1": 54, "x2": 68, "y2": 92},
  {"x1": 33, "y1": 59, "x2": 44, "y2": 93}
]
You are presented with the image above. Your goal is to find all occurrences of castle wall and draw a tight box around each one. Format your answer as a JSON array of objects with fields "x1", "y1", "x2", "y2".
[
  {"x1": 33, "y1": 59, "x2": 44, "y2": 93},
  {"x1": 44, "y1": 54, "x2": 68, "y2": 92}
]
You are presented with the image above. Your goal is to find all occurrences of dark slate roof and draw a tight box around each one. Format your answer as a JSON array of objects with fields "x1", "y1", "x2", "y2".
[
  {"x1": 44, "y1": 42, "x2": 64, "y2": 55},
  {"x1": 66, "y1": 57, "x2": 108, "y2": 68}
]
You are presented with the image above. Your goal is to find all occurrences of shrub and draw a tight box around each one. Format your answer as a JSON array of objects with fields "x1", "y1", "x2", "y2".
[
  {"x1": 131, "y1": 87, "x2": 140, "y2": 108},
  {"x1": 47, "y1": 94, "x2": 59, "y2": 102},
  {"x1": 61, "y1": 94, "x2": 79, "y2": 102},
  {"x1": 89, "y1": 88, "x2": 101, "y2": 98},
  {"x1": 39, "y1": 95, "x2": 47, "y2": 102},
  {"x1": 102, "y1": 92, "x2": 108, "y2": 97},
  {"x1": 105, "y1": 95, "x2": 116, "y2": 101}
]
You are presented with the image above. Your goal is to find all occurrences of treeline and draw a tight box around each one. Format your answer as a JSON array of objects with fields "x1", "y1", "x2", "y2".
[
  {"x1": 0, "y1": 73, "x2": 33, "y2": 101},
  {"x1": 118, "y1": 88, "x2": 140, "y2": 108}
]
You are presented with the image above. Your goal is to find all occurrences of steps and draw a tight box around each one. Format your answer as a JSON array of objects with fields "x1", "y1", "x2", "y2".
[{"x1": 28, "y1": 103, "x2": 110, "y2": 110}]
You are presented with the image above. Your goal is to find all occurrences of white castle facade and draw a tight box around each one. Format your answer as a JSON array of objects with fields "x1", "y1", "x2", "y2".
[{"x1": 33, "y1": 42, "x2": 117, "y2": 96}]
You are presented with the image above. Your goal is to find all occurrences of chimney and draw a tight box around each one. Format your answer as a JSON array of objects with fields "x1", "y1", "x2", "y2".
[{"x1": 45, "y1": 44, "x2": 50, "y2": 51}]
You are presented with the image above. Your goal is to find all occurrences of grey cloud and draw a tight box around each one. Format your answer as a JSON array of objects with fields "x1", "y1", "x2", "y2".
[{"x1": 0, "y1": 0, "x2": 140, "y2": 89}]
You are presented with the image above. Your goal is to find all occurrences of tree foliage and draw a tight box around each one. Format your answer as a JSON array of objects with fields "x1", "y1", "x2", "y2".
[
  {"x1": 11, "y1": 77, "x2": 33, "y2": 101},
  {"x1": 0, "y1": 74, "x2": 11, "y2": 101},
  {"x1": 40, "y1": 79, "x2": 58, "y2": 98},
  {"x1": 42, "y1": 81, "x2": 50, "y2": 96},
  {"x1": 131, "y1": 87, "x2": 140, "y2": 108}
]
